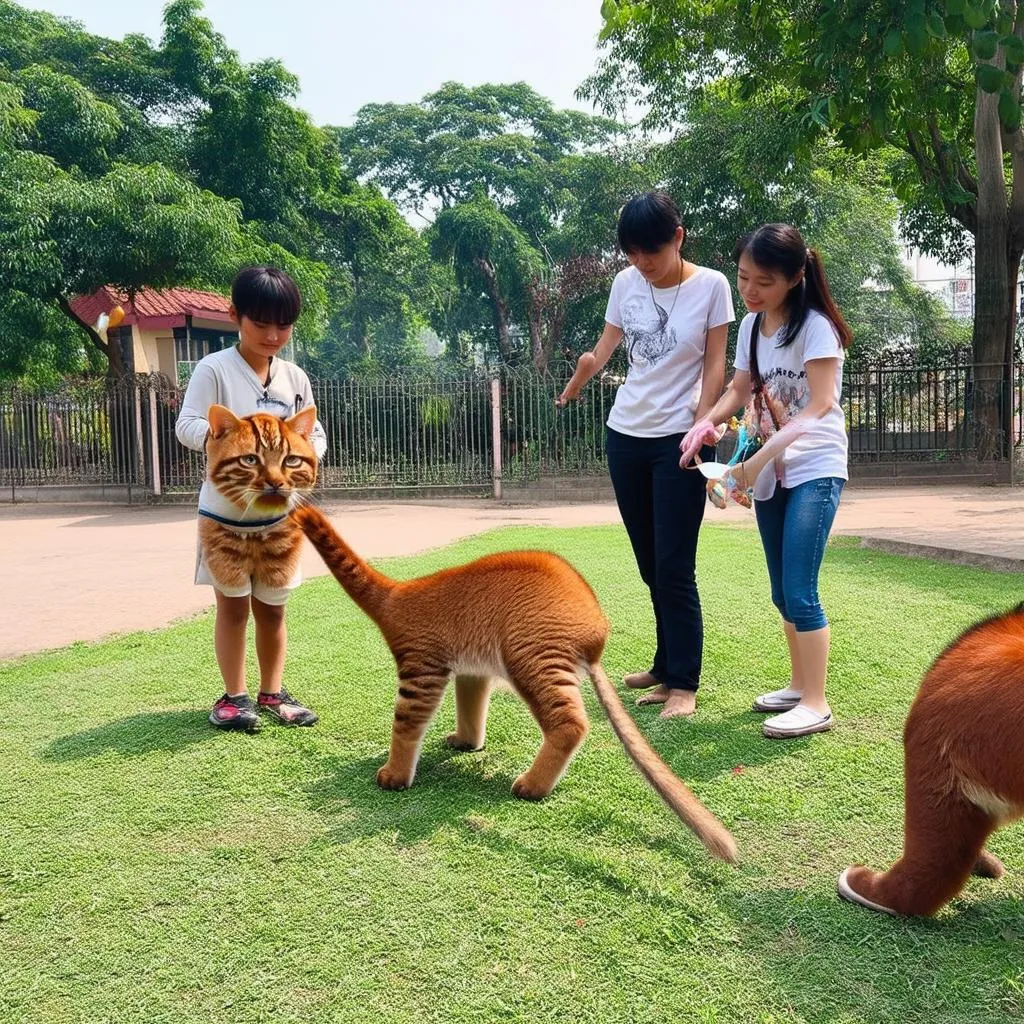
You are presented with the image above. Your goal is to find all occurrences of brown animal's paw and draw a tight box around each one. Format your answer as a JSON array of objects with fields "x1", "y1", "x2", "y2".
[
  {"x1": 511, "y1": 773, "x2": 553, "y2": 801},
  {"x1": 973, "y1": 849, "x2": 1006, "y2": 879},
  {"x1": 376, "y1": 764, "x2": 413, "y2": 791},
  {"x1": 445, "y1": 732, "x2": 484, "y2": 751},
  {"x1": 837, "y1": 866, "x2": 899, "y2": 916}
]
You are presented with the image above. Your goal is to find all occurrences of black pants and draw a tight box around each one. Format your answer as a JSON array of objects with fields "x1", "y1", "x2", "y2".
[{"x1": 605, "y1": 427, "x2": 713, "y2": 692}]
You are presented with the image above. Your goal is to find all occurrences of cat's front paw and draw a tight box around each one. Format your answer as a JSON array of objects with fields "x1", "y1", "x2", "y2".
[
  {"x1": 511, "y1": 773, "x2": 552, "y2": 801},
  {"x1": 376, "y1": 763, "x2": 414, "y2": 791}
]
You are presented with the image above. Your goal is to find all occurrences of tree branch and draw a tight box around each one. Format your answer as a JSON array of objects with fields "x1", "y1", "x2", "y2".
[
  {"x1": 927, "y1": 115, "x2": 978, "y2": 200},
  {"x1": 906, "y1": 129, "x2": 978, "y2": 234}
]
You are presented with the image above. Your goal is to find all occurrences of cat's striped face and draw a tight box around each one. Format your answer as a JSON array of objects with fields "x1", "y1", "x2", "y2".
[{"x1": 206, "y1": 405, "x2": 318, "y2": 514}]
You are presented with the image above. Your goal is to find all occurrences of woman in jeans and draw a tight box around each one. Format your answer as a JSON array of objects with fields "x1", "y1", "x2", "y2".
[
  {"x1": 680, "y1": 223, "x2": 852, "y2": 739},
  {"x1": 558, "y1": 191, "x2": 734, "y2": 718}
]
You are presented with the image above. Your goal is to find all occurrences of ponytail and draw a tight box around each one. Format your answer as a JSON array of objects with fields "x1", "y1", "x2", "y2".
[
  {"x1": 804, "y1": 248, "x2": 852, "y2": 350},
  {"x1": 735, "y1": 225, "x2": 852, "y2": 350}
]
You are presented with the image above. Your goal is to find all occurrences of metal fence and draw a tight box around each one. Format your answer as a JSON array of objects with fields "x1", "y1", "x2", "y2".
[{"x1": 1, "y1": 356, "x2": 1022, "y2": 501}]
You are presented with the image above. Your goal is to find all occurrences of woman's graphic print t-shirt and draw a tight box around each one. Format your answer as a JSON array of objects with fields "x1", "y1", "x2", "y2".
[{"x1": 604, "y1": 265, "x2": 734, "y2": 437}]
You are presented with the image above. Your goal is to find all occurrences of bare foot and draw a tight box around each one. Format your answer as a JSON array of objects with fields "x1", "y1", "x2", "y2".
[
  {"x1": 636, "y1": 684, "x2": 670, "y2": 705},
  {"x1": 624, "y1": 671, "x2": 659, "y2": 689},
  {"x1": 660, "y1": 689, "x2": 697, "y2": 719}
]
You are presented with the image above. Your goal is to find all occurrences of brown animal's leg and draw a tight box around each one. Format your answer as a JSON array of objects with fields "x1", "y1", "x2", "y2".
[
  {"x1": 445, "y1": 675, "x2": 490, "y2": 751},
  {"x1": 841, "y1": 762, "x2": 996, "y2": 916},
  {"x1": 377, "y1": 669, "x2": 449, "y2": 791},
  {"x1": 510, "y1": 672, "x2": 589, "y2": 801},
  {"x1": 972, "y1": 849, "x2": 1006, "y2": 879}
]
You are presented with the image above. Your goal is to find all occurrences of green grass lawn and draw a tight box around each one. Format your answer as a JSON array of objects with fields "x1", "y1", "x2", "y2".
[{"x1": 2, "y1": 523, "x2": 1022, "y2": 1024}]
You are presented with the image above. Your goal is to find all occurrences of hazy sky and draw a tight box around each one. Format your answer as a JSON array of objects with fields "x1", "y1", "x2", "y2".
[{"x1": 24, "y1": 0, "x2": 609, "y2": 126}]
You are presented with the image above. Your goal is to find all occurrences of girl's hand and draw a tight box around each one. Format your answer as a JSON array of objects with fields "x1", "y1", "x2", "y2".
[
  {"x1": 679, "y1": 418, "x2": 718, "y2": 467},
  {"x1": 555, "y1": 352, "x2": 597, "y2": 407}
]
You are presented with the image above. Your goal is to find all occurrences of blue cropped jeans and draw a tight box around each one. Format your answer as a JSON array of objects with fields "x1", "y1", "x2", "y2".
[{"x1": 753, "y1": 476, "x2": 845, "y2": 632}]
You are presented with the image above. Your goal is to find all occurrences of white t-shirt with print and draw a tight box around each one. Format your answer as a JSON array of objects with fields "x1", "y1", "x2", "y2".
[
  {"x1": 604, "y1": 265, "x2": 735, "y2": 437},
  {"x1": 734, "y1": 308, "x2": 848, "y2": 501}
]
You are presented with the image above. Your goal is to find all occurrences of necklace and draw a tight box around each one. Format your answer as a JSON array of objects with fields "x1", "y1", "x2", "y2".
[{"x1": 647, "y1": 259, "x2": 685, "y2": 342}]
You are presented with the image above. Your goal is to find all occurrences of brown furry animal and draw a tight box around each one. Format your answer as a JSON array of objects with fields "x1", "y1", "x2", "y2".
[
  {"x1": 198, "y1": 404, "x2": 318, "y2": 595},
  {"x1": 292, "y1": 504, "x2": 738, "y2": 864},
  {"x1": 839, "y1": 602, "x2": 1024, "y2": 916}
]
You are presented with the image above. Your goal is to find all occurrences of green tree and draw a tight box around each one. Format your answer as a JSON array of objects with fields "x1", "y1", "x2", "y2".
[
  {"x1": 654, "y1": 89, "x2": 963, "y2": 361},
  {"x1": 311, "y1": 181, "x2": 444, "y2": 372},
  {"x1": 589, "y1": 0, "x2": 1024, "y2": 456},
  {"x1": 0, "y1": 144, "x2": 246, "y2": 377},
  {"x1": 0, "y1": 0, "x2": 428, "y2": 378},
  {"x1": 341, "y1": 82, "x2": 639, "y2": 369}
]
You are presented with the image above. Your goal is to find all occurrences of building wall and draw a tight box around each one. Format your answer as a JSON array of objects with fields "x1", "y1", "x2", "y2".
[
  {"x1": 135, "y1": 328, "x2": 159, "y2": 374},
  {"x1": 900, "y1": 245, "x2": 974, "y2": 318},
  {"x1": 156, "y1": 336, "x2": 175, "y2": 378},
  {"x1": 130, "y1": 321, "x2": 238, "y2": 379}
]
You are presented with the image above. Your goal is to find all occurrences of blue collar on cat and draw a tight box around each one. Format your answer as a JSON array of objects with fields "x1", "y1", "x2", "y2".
[{"x1": 198, "y1": 508, "x2": 288, "y2": 530}]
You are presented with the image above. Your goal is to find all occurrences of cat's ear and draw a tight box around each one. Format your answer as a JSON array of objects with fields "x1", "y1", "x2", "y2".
[
  {"x1": 286, "y1": 405, "x2": 317, "y2": 440},
  {"x1": 207, "y1": 404, "x2": 244, "y2": 438}
]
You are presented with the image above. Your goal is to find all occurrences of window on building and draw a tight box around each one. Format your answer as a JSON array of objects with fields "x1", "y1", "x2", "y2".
[{"x1": 174, "y1": 327, "x2": 237, "y2": 384}]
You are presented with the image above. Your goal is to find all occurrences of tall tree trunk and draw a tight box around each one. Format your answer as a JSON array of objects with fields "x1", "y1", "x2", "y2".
[
  {"x1": 57, "y1": 295, "x2": 126, "y2": 378},
  {"x1": 973, "y1": 75, "x2": 1011, "y2": 459},
  {"x1": 1006, "y1": 7, "x2": 1024, "y2": 460},
  {"x1": 1005, "y1": 247, "x2": 1022, "y2": 454},
  {"x1": 527, "y1": 273, "x2": 566, "y2": 373},
  {"x1": 530, "y1": 305, "x2": 565, "y2": 373},
  {"x1": 528, "y1": 307, "x2": 544, "y2": 370},
  {"x1": 474, "y1": 257, "x2": 513, "y2": 363}
]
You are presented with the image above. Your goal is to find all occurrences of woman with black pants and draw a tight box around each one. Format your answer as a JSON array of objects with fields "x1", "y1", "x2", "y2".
[{"x1": 557, "y1": 192, "x2": 733, "y2": 717}]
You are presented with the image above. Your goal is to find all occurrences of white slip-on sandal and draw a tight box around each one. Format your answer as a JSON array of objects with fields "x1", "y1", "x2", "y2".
[
  {"x1": 762, "y1": 704, "x2": 833, "y2": 739},
  {"x1": 837, "y1": 867, "x2": 899, "y2": 916},
  {"x1": 752, "y1": 686, "x2": 802, "y2": 712}
]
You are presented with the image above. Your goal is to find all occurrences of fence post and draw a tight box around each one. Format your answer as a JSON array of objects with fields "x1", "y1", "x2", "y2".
[
  {"x1": 1010, "y1": 342, "x2": 1016, "y2": 487},
  {"x1": 148, "y1": 387, "x2": 162, "y2": 497},
  {"x1": 129, "y1": 383, "x2": 144, "y2": 504},
  {"x1": 490, "y1": 376, "x2": 502, "y2": 500}
]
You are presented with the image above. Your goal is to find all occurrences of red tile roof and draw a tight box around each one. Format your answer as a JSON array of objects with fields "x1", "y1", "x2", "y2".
[{"x1": 70, "y1": 286, "x2": 235, "y2": 331}]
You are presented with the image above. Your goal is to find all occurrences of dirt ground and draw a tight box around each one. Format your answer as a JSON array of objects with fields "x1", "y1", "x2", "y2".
[{"x1": 3, "y1": 485, "x2": 1021, "y2": 661}]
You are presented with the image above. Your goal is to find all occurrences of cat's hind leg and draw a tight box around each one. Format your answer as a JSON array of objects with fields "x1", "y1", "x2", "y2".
[
  {"x1": 509, "y1": 666, "x2": 589, "y2": 801},
  {"x1": 445, "y1": 674, "x2": 490, "y2": 751},
  {"x1": 377, "y1": 666, "x2": 449, "y2": 791}
]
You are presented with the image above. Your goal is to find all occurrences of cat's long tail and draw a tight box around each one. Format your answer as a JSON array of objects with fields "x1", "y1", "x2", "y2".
[
  {"x1": 290, "y1": 503, "x2": 394, "y2": 620},
  {"x1": 587, "y1": 662, "x2": 739, "y2": 864}
]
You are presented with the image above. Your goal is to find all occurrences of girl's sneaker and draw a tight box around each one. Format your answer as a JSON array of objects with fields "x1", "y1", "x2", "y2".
[
  {"x1": 209, "y1": 693, "x2": 260, "y2": 732},
  {"x1": 752, "y1": 687, "x2": 802, "y2": 712},
  {"x1": 257, "y1": 688, "x2": 318, "y2": 726}
]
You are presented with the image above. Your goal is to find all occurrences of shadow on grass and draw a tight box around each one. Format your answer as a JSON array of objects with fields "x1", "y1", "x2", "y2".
[
  {"x1": 646, "y1": 708, "x2": 807, "y2": 783},
  {"x1": 40, "y1": 709, "x2": 219, "y2": 761},
  {"x1": 712, "y1": 885, "x2": 1024, "y2": 1024},
  {"x1": 303, "y1": 746, "x2": 530, "y2": 843},
  {"x1": 301, "y1": 745, "x2": 736, "y2": 913}
]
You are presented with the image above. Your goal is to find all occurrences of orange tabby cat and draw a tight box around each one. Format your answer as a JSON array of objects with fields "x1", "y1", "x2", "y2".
[
  {"x1": 198, "y1": 404, "x2": 318, "y2": 595},
  {"x1": 291, "y1": 503, "x2": 738, "y2": 863},
  {"x1": 839, "y1": 602, "x2": 1024, "y2": 915}
]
